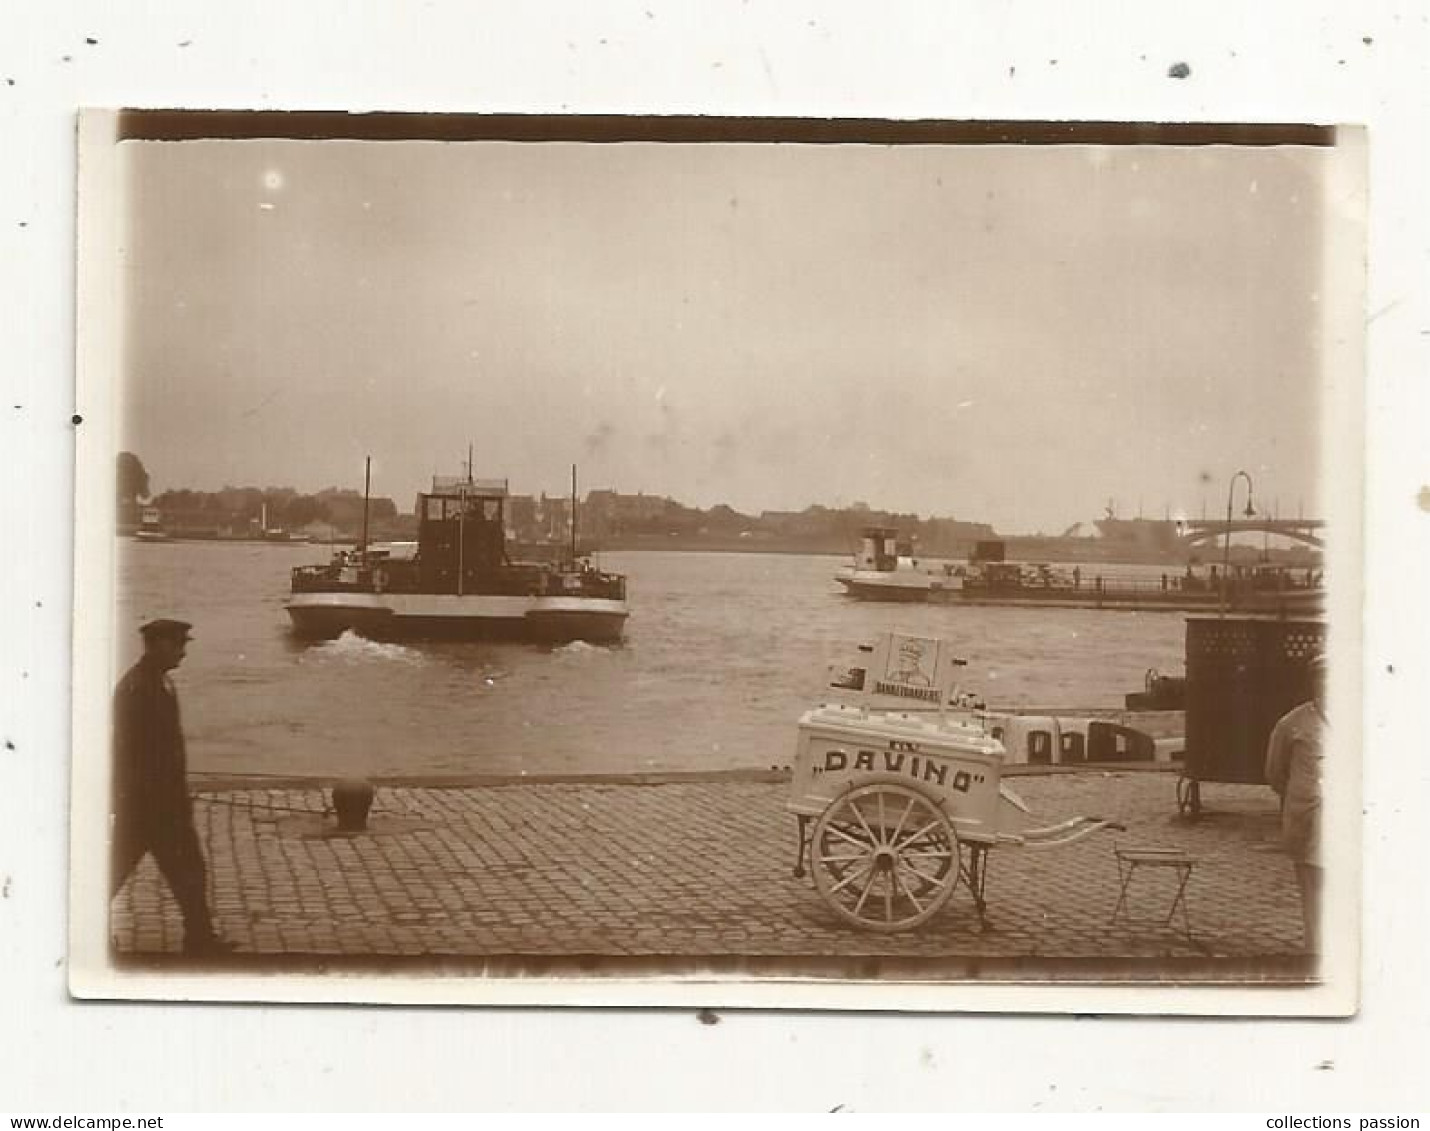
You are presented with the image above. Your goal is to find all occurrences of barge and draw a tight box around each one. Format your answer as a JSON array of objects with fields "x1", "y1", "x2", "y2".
[{"x1": 835, "y1": 528, "x2": 1322, "y2": 615}]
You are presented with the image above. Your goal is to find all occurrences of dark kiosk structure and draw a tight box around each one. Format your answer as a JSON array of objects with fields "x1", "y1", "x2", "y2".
[{"x1": 1178, "y1": 615, "x2": 1326, "y2": 816}]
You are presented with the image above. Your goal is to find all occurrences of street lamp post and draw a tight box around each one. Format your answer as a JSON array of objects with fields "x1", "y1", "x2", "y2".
[{"x1": 1220, "y1": 469, "x2": 1256, "y2": 617}]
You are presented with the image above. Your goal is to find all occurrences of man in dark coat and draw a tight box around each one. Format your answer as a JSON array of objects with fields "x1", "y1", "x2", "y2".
[{"x1": 111, "y1": 618, "x2": 232, "y2": 955}]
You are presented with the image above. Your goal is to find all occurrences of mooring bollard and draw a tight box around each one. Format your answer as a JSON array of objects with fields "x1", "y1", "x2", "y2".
[{"x1": 332, "y1": 780, "x2": 376, "y2": 832}]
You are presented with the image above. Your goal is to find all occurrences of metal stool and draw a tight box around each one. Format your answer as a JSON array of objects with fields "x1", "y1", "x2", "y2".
[{"x1": 1110, "y1": 844, "x2": 1199, "y2": 944}]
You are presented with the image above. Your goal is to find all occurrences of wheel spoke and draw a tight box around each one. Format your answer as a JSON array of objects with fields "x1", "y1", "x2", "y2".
[
  {"x1": 900, "y1": 859, "x2": 949, "y2": 889},
  {"x1": 824, "y1": 823, "x2": 875, "y2": 852},
  {"x1": 851, "y1": 866, "x2": 877, "y2": 917},
  {"x1": 892, "y1": 816, "x2": 945, "y2": 852},
  {"x1": 849, "y1": 800, "x2": 880, "y2": 847},
  {"x1": 888, "y1": 796, "x2": 915, "y2": 845},
  {"x1": 891, "y1": 867, "x2": 926, "y2": 914},
  {"x1": 827, "y1": 860, "x2": 874, "y2": 896}
]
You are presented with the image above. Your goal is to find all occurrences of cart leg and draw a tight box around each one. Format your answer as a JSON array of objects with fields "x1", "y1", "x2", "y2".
[
  {"x1": 792, "y1": 815, "x2": 810, "y2": 879},
  {"x1": 966, "y1": 844, "x2": 991, "y2": 932},
  {"x1": 1176, "y1": 777, "x2": 1203, "y2": 819}
]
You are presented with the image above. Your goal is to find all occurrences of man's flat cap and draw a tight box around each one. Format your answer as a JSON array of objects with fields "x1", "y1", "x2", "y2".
[{"x1": 139, "y1": 618, "x2": 193, "y2": 640}]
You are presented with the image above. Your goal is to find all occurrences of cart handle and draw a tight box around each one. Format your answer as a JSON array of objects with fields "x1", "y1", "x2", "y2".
[{"x1": 996, "y1": 817, "x2": 1125, "y2": 851}]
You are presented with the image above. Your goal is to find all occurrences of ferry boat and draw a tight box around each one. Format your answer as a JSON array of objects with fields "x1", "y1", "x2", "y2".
[
  {"x1": 833, "y1": 527, "x2": 966, "y2": 602},
  {"x1": 132, "y1": 504, "x2": 169, "y2": 542},
  {"x1": 285, "y1": 470, "x2": 628, "y2": 643},
  {"x1": 835, "y1": 527, "x2": 1323, "y2": 615}
]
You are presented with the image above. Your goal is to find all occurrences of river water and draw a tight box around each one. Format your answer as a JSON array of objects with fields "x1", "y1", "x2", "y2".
[{"x1": 115, "y1": 542, "x2": 1187, "y2": 780}]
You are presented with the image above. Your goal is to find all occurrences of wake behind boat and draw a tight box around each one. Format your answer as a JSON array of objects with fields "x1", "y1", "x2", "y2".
[{"x1": 286, "y1": 467, "x2": 628, "y2": 644}]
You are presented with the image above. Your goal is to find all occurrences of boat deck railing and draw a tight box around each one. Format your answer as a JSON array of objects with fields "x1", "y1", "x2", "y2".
[{"x1": 966, "y1": 569, "x2": 1321, "y2": 600}]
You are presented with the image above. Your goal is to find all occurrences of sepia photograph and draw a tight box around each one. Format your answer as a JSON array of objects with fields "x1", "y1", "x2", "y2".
[{"x1": 70, "y1": 110, "x2": 1364, "y2": 1012}]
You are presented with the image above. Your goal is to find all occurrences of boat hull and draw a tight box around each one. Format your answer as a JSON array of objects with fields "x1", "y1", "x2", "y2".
[
  {"x1": 839, "y1": 585, "x2": 1322, "y2": 614},
  {"x1": 285, "y1": 591, "x2": 628, "y2": 644},
  {"x1": 959, "y1": 584, "x2": 1320, "y2": 614},
  {"x1": 836, "y1": 578, "x2": 962, "y2": 602},
  {"x1": 834, "y1": 568, "x2": 962, "y2": 603},
  {"x1": 835, "y1": 567, "x2": 1322, "y2": 614}
]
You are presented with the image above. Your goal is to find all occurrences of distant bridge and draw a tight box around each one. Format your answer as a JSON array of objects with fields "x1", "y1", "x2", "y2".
[{"x1": 1176, "y1": 518, "x2": 1324, "y2": 550}]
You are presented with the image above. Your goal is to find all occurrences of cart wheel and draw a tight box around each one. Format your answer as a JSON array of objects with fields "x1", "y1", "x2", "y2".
[{"x1": 810, "y1": 782, "x2": 960, "y2": 933}]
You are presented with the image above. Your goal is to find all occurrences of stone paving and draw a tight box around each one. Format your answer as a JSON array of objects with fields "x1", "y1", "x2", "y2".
[{"x1": 111, "y1": 770, "x2": 1310, "y2": 970}]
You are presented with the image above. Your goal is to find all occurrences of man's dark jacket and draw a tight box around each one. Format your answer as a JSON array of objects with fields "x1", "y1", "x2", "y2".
[{"x1": 112, "y1": 657, "x2": 192, "y2": 821}]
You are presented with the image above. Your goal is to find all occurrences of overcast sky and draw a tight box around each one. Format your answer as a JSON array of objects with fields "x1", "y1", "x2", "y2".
[{"x1": 119, "y1": 136, "x2": 1331, "y2": 533}]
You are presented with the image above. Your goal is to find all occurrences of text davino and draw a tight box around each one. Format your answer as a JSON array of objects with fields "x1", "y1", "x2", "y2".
[{"x1": 820, "y1": 748, "x2": 978, "y2": 793}]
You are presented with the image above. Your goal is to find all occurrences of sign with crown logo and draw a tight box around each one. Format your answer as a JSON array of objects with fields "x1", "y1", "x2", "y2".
[{"x1": 825, "y1": 631, "x2": 968, "y2": 712}]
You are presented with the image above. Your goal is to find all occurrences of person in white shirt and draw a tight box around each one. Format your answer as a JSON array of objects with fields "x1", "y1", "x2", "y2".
[{"x1": 1264, "y1": 655, "x2": 1328, "y2": 954}]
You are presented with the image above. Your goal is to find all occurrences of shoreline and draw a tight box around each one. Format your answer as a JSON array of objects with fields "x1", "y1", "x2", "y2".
[{"x1": 118, "y1": 532, "x2": 1311, "y2": 570}]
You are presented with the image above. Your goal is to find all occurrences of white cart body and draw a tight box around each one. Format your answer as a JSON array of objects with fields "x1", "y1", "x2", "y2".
[
  {"x1": 787, "y1": 631, "x2": 1118, "y2": 931},
  {"x1": 789, "y1": 703, "x2": 1035, "y2": 846}
]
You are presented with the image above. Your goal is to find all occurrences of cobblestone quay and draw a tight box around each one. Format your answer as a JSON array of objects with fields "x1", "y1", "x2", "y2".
[{"x1": 111, "y1": 769, "x2": 1313, "y2": 979}]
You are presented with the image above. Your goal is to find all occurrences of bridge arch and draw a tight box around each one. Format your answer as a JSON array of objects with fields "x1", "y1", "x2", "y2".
[{"x1": 1176, "y1": 518, "x2": 1324, "y2": 551}]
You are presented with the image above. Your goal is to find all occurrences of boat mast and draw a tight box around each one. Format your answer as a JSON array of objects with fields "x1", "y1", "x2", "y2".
[
  {"x1": 359, "y1": 456, "x2": 371, "y2": 558},
  {"x1": 570, "y1": 463, "x2": 578, "y2": 565}
]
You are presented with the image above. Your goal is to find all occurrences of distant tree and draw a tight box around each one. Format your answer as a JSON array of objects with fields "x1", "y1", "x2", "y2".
[
  {"x1": 706, "y1": 504, "x2": 750, "y2": 531},
  {"x1": 232, "y1": 487, "x2": 264, "y2": 515},
  {"x1": 282, "y1": 495, "x2": 330, "y2": 529},
  {"x1": 116, "y1": 451, "x2": 149, "y2": 503}
]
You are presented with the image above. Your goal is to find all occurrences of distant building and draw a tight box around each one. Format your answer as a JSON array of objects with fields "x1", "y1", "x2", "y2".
[
  {"x1": 536, "y1": 494, "x2": 573, "y2": 541},
  {"x1": 582, "y1": 489, "x2": 674, "y2": 537},
  {"x1": 317, "y1": 490, "x2": 397, "y2": 533},
  {"x1": 506, "y1": 494, "x2": 538, "y2": 540}
]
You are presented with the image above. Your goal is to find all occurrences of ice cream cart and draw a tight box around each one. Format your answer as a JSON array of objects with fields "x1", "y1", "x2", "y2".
[{"x1": 788, "y1": 632, "x2": 1121, "y2": 932}]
